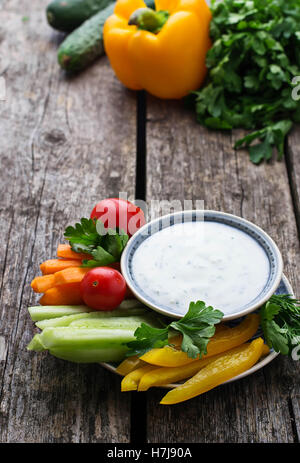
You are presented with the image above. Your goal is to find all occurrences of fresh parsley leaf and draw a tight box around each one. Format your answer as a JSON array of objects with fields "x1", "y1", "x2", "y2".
[
  {"x1": 102, "y1": 233, "x2": 128, "y2": 260},
  {"x1": 64, "y1": 218, "x2": 101, "y2": 253},
  {"x1": 126, "y1": 301, "x2": 224, "y2": 359},
  {"x1": 260, "y1": 294, "x2": 300, "y2": 356},
  {"x1": 126, "y1": 324, "x2": 169, "y2": 357},
  {"x1": 262, "y1": 319, "x2": 289, "y2": 355},
  {"x1": 249, "y1": 139, "x2": 273, "y2": 164},
  {"x1": 118, "y1": 229, "x2": 130, "y2": 248},
  {"x1": 82, "y1": 247, "x2": 116, "y2": 267},
  {"x1": 63, "y1": 218, "x2": 129, "y2": 267},
  {"x1": 170, "y1": 301, "x2": 224, "y2": 358},
  {"x1": 235, "y1": 120, "x2": 292, "y2": 163}
]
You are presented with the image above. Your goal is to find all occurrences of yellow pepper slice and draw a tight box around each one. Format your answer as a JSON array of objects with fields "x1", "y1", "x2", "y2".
[
  {"x1": 121, "y1": 365, "x2": 157, "y2": 391},
  {"x1": 160, "y1": 337, "x2": 264, "y2": 404},
  {"x1": 140, "y1": 313, "x2": 260, "y2": 367},
  {"x1": 116, "y1": 356, "x2": 146, "y2": 376},
  {"x1": 138, "y1": 341, "x2": 269, "y2": 391},
  {"x1": 138, "y1": 352, "x2": 225, "y2": 391},
  {"x1": 116, "y1": 330, "x2": 186, "y2": 375},
  {"x1": 261, "y1": 343, "x2": 270, "y2": 356}
]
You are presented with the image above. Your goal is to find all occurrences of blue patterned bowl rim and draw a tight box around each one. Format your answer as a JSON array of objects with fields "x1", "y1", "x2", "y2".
[{"x1": 121, "y1": 210, "x2": 283, "y2": 321}]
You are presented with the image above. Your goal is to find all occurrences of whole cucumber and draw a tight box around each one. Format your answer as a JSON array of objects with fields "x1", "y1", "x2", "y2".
[
  {"x1": 57, "y1": 0, "x2": 155, "y2": 73},
  {"x1": 47, "y1": 0, "x2": 115, "y2": 32}
]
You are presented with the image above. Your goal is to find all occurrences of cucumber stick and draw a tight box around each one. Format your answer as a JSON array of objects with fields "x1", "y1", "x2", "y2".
[
  {"x1": 27, "y1": 302, "x2": 161, "y2": 364},
  {"x1": 35, "y1": 313, "x2": 95, "y2": 329},
  {"x1": 28, "y1": 325, "x2": 140, "y2": 363},
  {"x1": 47, "y1": 0, "x2": 114, "y2": 32},
  {"x1": 50, "y1": 346, "x2": 129, "y2": 363},
  {"x1": 28, "y1": 305, "x2": 92, "y2": 321},
  {"x1": 28, "y1": 327, "x2": 136, "y2": 362},
  {"x1": 57, "y1": 0, "x2": 155, "y2": 72},
  {"x1": 36, "y1": 327, "x2": 139, "y2": 349},
  {"x1": 27, "y1": 332, "x2": 129, "y2": 362},
  {"x1": 35, "y1": 312, "x2": 149, "y2": 330},
  {"x1": 28, "y1": 299, "x2": 146, "y2": 321}
]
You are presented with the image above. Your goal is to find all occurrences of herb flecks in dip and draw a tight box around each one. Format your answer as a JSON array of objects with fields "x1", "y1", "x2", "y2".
[{"x1": 132, "y1": 221, "x2": 270, "y2": 316}]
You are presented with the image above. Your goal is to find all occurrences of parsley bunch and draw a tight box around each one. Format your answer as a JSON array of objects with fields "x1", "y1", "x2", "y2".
[
  {"x1": 64, "y1": 218, "x2": 129, "y2": 268},
  {"x1": 126, "y1": 301, "x2": 224, "y2": 359},
  {"x1": 192, "y1": 0, "x2": 300, "y2": 163},
  {"x1": 260, "y1": 294, "x2": 300, "y2": 355}
]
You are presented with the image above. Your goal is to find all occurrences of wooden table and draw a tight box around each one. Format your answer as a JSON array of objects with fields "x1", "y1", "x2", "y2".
[{"x1": 0, "y1": 0, "x2": 299, "y2": 443}]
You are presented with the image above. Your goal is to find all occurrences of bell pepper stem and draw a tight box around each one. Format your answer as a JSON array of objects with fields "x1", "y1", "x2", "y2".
[{"x1": 128, "y1": 8, "x2": 170, "y2": 34}]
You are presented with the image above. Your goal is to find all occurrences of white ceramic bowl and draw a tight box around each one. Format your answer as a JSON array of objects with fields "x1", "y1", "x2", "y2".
[{"x1": 121, "y1": 210, "x2": 283, "y2": 321}]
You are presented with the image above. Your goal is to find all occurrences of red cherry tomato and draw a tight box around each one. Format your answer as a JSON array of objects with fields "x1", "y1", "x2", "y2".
[
  {"x1": 80, "y1": 267, "x2": 126, "y2": 311},
  {"x1": 90, "y1": 198, "x2": 145, "y2": 236}
]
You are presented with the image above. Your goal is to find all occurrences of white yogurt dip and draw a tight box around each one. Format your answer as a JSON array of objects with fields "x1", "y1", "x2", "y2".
[{"x1": 131, "y1": 221, "x2": 270, "y2": 316}]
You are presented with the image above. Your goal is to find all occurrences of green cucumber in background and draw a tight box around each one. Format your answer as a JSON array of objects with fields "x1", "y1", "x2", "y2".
[
  {"x1": 47, "y1": 0, "x2": 115, "y2": 32},
  {"x1": 57, "y1": 0, "x2": 155, "y2": 73}
]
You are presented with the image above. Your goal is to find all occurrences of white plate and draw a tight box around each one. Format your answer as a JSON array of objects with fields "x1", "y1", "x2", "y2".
[{"x1": 100, "y1": 274, "x2": 293, "y2": 389}]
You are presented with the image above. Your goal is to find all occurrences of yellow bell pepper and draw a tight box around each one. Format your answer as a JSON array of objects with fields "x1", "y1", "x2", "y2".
[
  {"x1": 103, "y1": 0, "x2": 212, "y2": 99},
  {"x1": 140, "y1": 314, "x2": 260, "y2": 367},
  {"x1": 160, "y1": 337, "x2": 265, "y2": 404},
  {"x1": 138, "y1": 341, "x2": 269, "y2": 391}
]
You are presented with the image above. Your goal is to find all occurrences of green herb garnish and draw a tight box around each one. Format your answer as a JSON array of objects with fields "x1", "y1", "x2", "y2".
[
  {"x1": 126, "y1": 301, "x2": 224, "y2": 359},
  {"x1": 64, "y1": 218, "x2": 129, "y2": 267},
  {"x1": 260, "y1": 294, "x2": 300, "y2": 356},
  {"x1": 192, "y1": 0, "x2": 300, "y2": 163}
]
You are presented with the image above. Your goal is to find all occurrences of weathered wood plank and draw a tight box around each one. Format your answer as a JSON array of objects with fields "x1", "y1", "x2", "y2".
[
  {"x1": 145, "y1": 96, "x2": 300, "y2": 443},
  {"x1": 0, "y1": 1, "x2": 136, "y2": 442},
  {"x1": 286, "y1": 128, "x2": 300, "y2": 236}
]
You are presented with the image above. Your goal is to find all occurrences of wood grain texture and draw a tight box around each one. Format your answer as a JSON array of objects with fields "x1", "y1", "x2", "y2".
[
  {"x1": 0, "y1": 0, "x2": 136, "y2": 442},
  {"x1": 286, "y1": 128, "x2": 300, "y2": 236},
  {"x1": 145, "y1": 96, "x2": 300, "y2": 443}
]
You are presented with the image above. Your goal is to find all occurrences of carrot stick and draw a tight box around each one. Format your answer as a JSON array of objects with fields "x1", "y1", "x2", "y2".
[
  {"x1": 39, "y1": 283, "x2": 83, "y2": 306},
  {"x1": 54, "y1": 267, "x2": 90, "y2": 286},
  {"x1": 40, "y1": 259, "x2": 81, "y2": 275},
  {"x1": 31, "y1": 274, "x2": 56, "y2": 293},
  {"x1": 57, "y1": 244, "x2": 92, "y2": 260}
]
